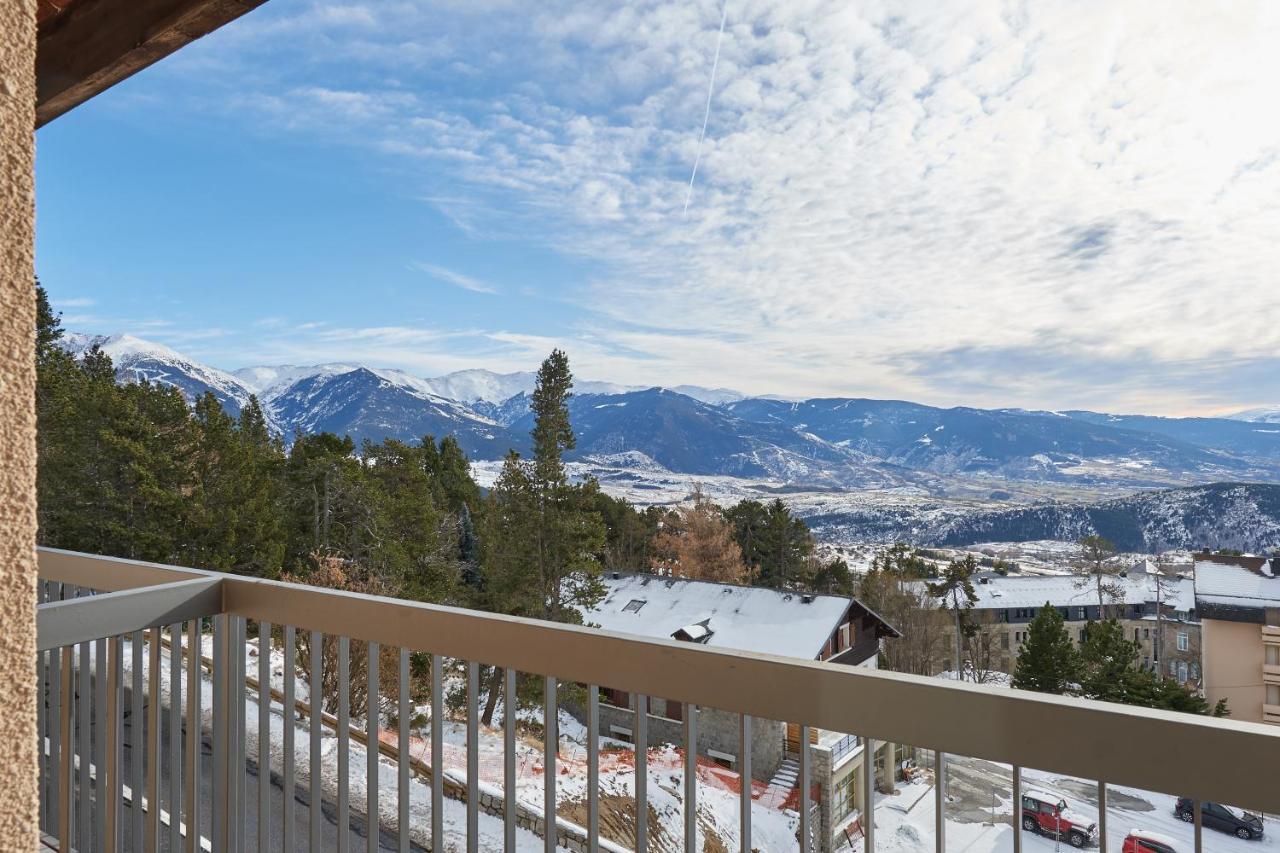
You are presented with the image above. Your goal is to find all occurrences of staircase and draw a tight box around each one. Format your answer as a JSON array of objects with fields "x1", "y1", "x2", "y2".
[{"x1": 760, "y1": 756, "x2": 800, "y2": 808}]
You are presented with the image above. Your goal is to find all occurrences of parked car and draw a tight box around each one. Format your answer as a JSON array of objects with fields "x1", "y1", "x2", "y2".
[
  {"x1": 1020, "y1": 789, "x2": 1098, "y2": 848},
  {"x1": 1122, "y1": 829, "x2": 1178, "y2": 853},
  {"x1": 1175, "y1": 798, "x2": 1264, "y2": 840}
]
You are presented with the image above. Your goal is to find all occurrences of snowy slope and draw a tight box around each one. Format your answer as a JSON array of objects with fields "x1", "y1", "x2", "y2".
[{"x1": 1229, "y1": 404, "x2": 1280, "y2": 424}]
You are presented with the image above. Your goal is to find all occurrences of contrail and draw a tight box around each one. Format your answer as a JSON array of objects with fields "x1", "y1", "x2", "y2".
[{"x1": 683, "y1": 0, "x2": 729, "y2": 215}]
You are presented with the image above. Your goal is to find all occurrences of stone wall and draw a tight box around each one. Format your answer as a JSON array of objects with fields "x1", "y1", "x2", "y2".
[
  {"x1": 0, "y1": 0, "x2": 39, "y2": 848},
  {"x1": 587, "y1": 699, "x2": 784, "y2": 782}
]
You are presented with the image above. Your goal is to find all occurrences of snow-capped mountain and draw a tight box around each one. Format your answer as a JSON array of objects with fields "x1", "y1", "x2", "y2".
[
  {"x1": 60, "y1": 331, "x2": 1280, "y2": 495},
  {"x1": 61, "y1": 333, "x2": 270, "y2": 425},
  {"x1": 265, "y1": 367, "x2": 514, "y2": 452},
  {"x1": 1229, "y1": 405, "x2": 1280, "y2": 424}
]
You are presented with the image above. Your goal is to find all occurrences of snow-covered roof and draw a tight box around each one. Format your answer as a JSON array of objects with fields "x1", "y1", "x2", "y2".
[
  {"x1": 957, "y1": 571, "x2": 1195, "y2": 612},
  {"x1": 1126, "y1": 829, "x2": 1179, "y2": 847},
  {"x1": 587, "y1": 573, "x2": 862, "y2": 660},
  {"x1": 1194, "y1": 557, "x2": 1280, "y2": 610}
]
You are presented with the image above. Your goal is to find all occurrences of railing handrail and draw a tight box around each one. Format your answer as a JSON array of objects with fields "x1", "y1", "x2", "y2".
[{"x1": 37, "y1": 546, "x2": 1280, "y2": 814}]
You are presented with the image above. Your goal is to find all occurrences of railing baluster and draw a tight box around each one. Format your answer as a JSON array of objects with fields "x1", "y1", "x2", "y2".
[
  {"x1": 106, "y1": 636, "x2": 122, "y2": 853},
  {"x1": 798, "y1": 724, "x2": 809, "y2": 853},
  {"x1": 938, "y1": 752, "x2": 949, "y2": 853},
  {"x1": 368, "y1": 641, "x2": 381, "y2": 853},
  {"x1": 311, "y1": 629, "x2": 323, "y2": 852},
  {"x1": 78, "y1": 636, "x2": 91, "y2": 851},
  {"x1": 467, "y1": 661, "x2": 480, "y2": 853},
  {"x1": 96, "y1": 634, "x2": 108, "y2": 851},
  {"x1": 684, "y1": 704, "x2": 698, "y2": 853},
  {"x1": 338, "y1": 636, "x2": 350, "y2": 853},
  {"x1": 170, "y1": 623, "x2": 183, "y2": 852},
  {"x1": 739, "y1": 714, "x2": 751, "y2": 853},
  {"x1": 258, "y1": 622, "x2": 271, "y2": 853},
  {"x1": 505, "y1": 669, "x2": 518, "y2": 853},
  {"x1": 59, "y1": 645, "x2": 72, "y2": 853},
  {"x1": 132, "y1": 631, "x2": 144, "y2": 851},
  {"x1": 1010, "y1": 764, "x2": 1020, "y2": 853},
  {"x1": 544, "y1": 676, "x2": 557, "y2": 853},
  {"x1": 213, "y1": 616, "x2": 229, "y2": 853},
  {"x1": 234, "y1": 616, "x2": 248, "y2": 853},
  {"x1": 586, "y1": 684, "x2": 598, "y2": 853},
  {"x1": 399, "y1": 648, "x2": 410, "y2": 853},
  {"x1": 37, "y1": 584, "x2": 47, "y2": 836},
  {"x1": 1097, "y1": 780, "x2": 1107, "y2": 853},
  {"x1": 147, "y1": 626, "x2": 161, "y2": 852},
  {"x1": 431, "y1": 654, "x2": 443, "y2": 850},
  {"x1": 862, "y1": 737, "x2": 875, "y2": 853},
  {"x1": 185, "y1": 620, "x2": 201, "y2": 853},
  {"x1": 49, "y1": 624, "x2": 61, "y2": 837},
  {"x1": 1193, "y1": 800, "x2": 1203, "y2": 853},
  {"x1": 283, "y1": 625, "x2": 296, "y2": 853},
  {"x1": 634, "y1": 693, "x2": 648, "y2": 853}
]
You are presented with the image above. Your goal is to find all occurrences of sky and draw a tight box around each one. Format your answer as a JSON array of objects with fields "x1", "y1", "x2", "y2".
[{"x1": 34, "y1": 0, "x2": 1280, "y2": 416}]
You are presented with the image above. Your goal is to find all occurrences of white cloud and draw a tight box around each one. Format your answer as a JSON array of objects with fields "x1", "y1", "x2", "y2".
[
  {"x1": 408, "y1": 261, "x2": 498, "y2": 294},
  {"x1": 172, "y1": 0, "x2": 1280, "y2": 413}
]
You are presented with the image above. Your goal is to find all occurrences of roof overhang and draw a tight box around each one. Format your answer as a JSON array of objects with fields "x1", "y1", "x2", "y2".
[{"x1": 36, "y1": 0, "x2": 269, "y2": 127}]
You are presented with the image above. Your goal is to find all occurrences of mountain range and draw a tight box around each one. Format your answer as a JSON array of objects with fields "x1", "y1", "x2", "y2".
[
  {"x1": 803, "y1": 482, "x2": 1280, "y2": 553},
  {"x1": 61, "y1": 332, "x2": 1280, "y2": 495}
]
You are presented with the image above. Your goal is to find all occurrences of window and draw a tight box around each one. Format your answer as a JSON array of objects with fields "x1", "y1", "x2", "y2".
[
  {"x1": 1268, "y1": 684, "x2": 1280, "y2": 706},
  {"x1": 1177, "y1": 632, "x2": 1189, "y2": 651},
  {"x1": 1190, "y1": 663, "x2": 1200, "y2": 680},
  {"x1": 1177, "y1": 661, "x2": 1188, "y2": 683},
  {"x1": 1143, "y1": 628, "x2": 1150, "y2": 640},
  {"x1": 622, "y1": 599, "x2": 646, "y2": 613},
  {"x1": 1075, "y1": 607, "x2": 1085, "y2": 620},
  {"x1": 1170, "y1": 660, "x2": 1178, "y2": 677},
  {"x1": 1001, "y1": 633, "x2": 1010, "y2": 650},
  {"x1": 835, "y1": 774, "x2": 859, "y2": 821},
  {"x1": 1266, "y1": 644, "x2": 1280, "y2": 666}
]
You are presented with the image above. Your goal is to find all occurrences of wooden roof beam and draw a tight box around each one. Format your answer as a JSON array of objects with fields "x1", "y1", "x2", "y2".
[{"x1": 37, "y1": 0, "x2": 268, "y2": 127}]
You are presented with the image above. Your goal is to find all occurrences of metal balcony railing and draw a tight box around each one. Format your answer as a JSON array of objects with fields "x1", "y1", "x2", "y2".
[{"x1": 34, "y1": 546, "x2": 1280, "y2": 853}]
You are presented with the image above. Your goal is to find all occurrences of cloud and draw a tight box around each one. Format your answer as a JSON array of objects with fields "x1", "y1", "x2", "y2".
[
  {"x1": 148, "y1": 0, "x2": 1280, "y2": 414},
  {"x1": 408, "y1": 261, "x2": 498, "y2": 294},
  {"x1": 56, "y1": 297, "x2": 96, "y2": 308}
]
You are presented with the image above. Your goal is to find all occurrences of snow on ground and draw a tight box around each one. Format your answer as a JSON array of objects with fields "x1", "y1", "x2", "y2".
[
  {"x1": 850, "y1": 758, "x2": 1274, "y2": 853},
  {"x1": 125, "y1": 632, "x2": 801, "y2": 851}
]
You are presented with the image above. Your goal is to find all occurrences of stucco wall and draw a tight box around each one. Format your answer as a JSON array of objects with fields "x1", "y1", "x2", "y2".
[
  {"x1": 1203, "y1": 618, "x2": 1264, "y2": 723},
  {"x1": 0, "y1": 0, "x2": 39, "y2": 847}
]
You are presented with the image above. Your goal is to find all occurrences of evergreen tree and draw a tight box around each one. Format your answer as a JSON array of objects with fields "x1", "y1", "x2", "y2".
[
  {"x1": 754, "y1": 499, "x2": 813, "y2": 589},
  {"x1": 523, "y1": 350, "x2": 606, "y2": 622},
  {"x1": 927, "y1": 555, "x2": 980, "y2": 678},
  {"x1": 1012, "y1": 603, "x2": 1080, "y2": 694},
  {"x1": 1077, "y1": 619, "x2": 1141, "y2": 704}
]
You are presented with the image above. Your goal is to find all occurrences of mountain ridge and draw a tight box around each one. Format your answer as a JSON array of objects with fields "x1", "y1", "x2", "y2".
[{"x1": 61, "y1": 331, "x2": 1280, "y2": 495}]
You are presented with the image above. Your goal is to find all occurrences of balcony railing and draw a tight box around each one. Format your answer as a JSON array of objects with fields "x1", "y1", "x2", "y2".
[{"x1": 34, "y1": 546, "x2": 1280, "y2": 852}]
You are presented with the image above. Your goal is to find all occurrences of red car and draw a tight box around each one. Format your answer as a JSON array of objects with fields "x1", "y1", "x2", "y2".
[
  {"x1": 1122, "y1": 829, "x2": 1178, "y2": 853},
  {"x1": 1020, "y1": 789, "x2": 1099, "y2": 848}
]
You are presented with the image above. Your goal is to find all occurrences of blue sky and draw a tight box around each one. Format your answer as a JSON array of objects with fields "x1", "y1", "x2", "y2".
[{"x1": 35, "y1": 1, "x2": 1280, "y2": 415}]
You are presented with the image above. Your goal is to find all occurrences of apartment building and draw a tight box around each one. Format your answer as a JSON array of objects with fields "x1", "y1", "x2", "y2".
[
  {"x1": 936, "y1": 561, "x2": 1201, "y2": 684},
  {"x1": 1194, "y1": 554, "x2": 1280, "y2": 725}
]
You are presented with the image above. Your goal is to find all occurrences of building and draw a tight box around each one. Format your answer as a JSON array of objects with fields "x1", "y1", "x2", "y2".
[
  {"x1": 935, "y1": 562, "x2": 1202, "y2": 685},
  {"x1": 1194, "y1": 554, "x2": 1280, "y2": 725},
  {"x1": 584, "y1": 572, "x2": 901, "y2": 849}
]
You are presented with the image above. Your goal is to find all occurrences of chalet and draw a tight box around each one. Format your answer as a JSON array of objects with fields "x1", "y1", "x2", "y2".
[{"x1": 580, "y1": 572, "x2": 900, "y2": 847}]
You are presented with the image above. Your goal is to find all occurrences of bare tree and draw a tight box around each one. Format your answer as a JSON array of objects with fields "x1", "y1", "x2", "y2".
[
  {"x1": 1074, "y1": 535, "x2": 1124, "y2": 618},
  {"x1": 963, "y1": 625, "x2": 1004, "y2": 683}
]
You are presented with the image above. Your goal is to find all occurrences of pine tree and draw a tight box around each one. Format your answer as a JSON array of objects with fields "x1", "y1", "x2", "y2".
[
  {"x1": 525, "y1": 350, "x2": 605, "y2": 622},
  {"x1": 1012, "y1": 603, "x2": 1079, "y2": 694},
  {"x1": 927, "y1": 555, "x2": 979, "y2": 678},
  {"x1": 1077, "y1": 619, "x2": 1141, "y2": 704}
]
